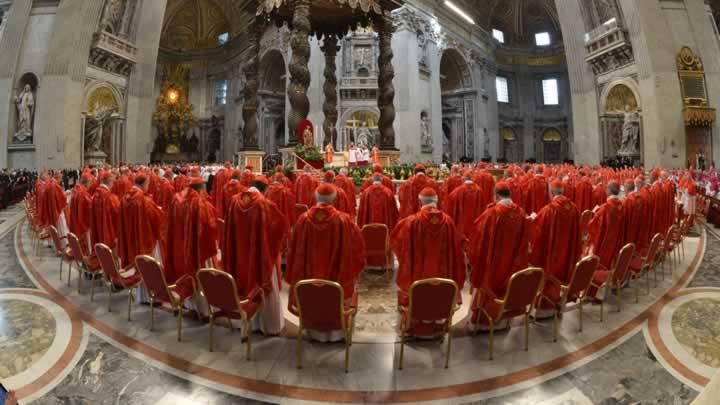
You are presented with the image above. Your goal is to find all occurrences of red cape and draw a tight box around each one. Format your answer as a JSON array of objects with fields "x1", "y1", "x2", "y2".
[
  {"x1": 68, "y1": 184, "x2": 92, "y2": 238},
  {"x1": 444, "y1": 182, "x2": 488, "y2": 239},
  {"x1": 293, "y1": 174, "x2": 319, "y2": 207},
  {"x1": 41, "y1": 179, "x2": 67, "y2": 227},
  {"x1": 218, "y1": 180, "x2": 246, "y2": 220},
  {"x1": 118, "y1": 188, "x2": 166, "y2": 267},
  {"x1": 588, "y1": 198, "x2": 625, "y2": 268},
  {"x1": 111, "y1": 176, "x2": 132, "y2": 199},
  {"x1": 357, "y1": 183, "x2": 399, "y2": 230},
  {"x1": 265, "y1": 183, "x2": 297, "y2": 225},
  {"x1": 524, "y1": 176, "x2": 549, "y2": 214},
  {"x1": 90, "y1": 185, "x2": 120, "y2": 249}
]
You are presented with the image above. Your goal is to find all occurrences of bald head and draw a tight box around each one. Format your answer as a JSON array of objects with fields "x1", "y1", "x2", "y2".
[{"x1": 607, "y1": 182, "x2": 621, "y2": 197}]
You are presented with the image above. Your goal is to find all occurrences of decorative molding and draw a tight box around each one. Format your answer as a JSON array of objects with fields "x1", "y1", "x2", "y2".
[
  {"x1": 584, "y1": 20, "x2": 634, "y2": 76},
  {"x1": 88, "y1": 31, "x2": 138, "y2": 77}
]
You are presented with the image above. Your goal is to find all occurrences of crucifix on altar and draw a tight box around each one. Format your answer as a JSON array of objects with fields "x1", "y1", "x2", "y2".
[{"x1": 240, "y1": 0, "x2": 403, "y2": 169}]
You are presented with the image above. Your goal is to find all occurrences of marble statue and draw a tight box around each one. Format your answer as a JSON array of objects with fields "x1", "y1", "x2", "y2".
[
  {"x1": 420, "y1": 112, "x2": 433, "y2": 153},
  {"x1": 619, "y1": 105, "x2": 640, "y2": 155},
  {"x1": 84, "y1": 104, "x2": 116, "y2": 153},
  {"x1": 356, "y1": 123, "x2": 372, "y2": 148},
  {"x1": 302, "y1": 125, "x2": 314, "y2": 147},
  {"x1": 100, "y1": 0, "x2": 125, "y2": 35},
  {"x1": 14, "y1": 84, "x2": 34, "y2": 143},
  {"x1": 483, "y1": 128, "x2": 490, "y2": 157}
]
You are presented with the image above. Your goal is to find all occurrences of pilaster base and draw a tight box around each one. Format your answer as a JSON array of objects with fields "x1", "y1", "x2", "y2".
[
  {"x1": 378, "y1": 150, "x2": 401, "y2": 167},
  {"x1": 237, "y1": 150, "x2": 265, "y2": 174},
  {"x1": 84, "y1": 150, "x2": 107, "y2": 166}
]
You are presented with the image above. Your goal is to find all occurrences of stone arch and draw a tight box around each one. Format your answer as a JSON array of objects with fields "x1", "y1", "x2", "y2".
[
  {"x1": 600, "y1": 78, "x2": 641, "y2": 114},
  {"x1": 258, "y1": 49, "x2": 287, "y2": 153},
  {"x1": 259, "y1": 49, "x2": 287, "y2": 94},
  {"x1": 83, "y1": 82, "x2": 124, "y2": 115},
  {"x1": 339, "y1": 108, "x2": 380, "y2": 149},
  {"x1": 440, "y1": 48, "x2": 473, "y2": 93},
  {"x1": 541, "y1": 127, "x2": 564, "y2": 162},
  {"x1": 599, "y1": 78, "x2": 642, "y2": 160}
]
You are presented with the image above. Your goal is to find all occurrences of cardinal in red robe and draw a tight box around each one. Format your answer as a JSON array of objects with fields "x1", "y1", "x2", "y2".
[
  {"x1": 181, "y1": 178, "x2": 219, "y2": 296},
  {"x1": 224, "y1": 176, "x2": 289, "y2": 334},
  {"x1": 218, "y1": 170, "x2": 247, "y2": 219},
  {"x1": 265, "y1": 173, "x2": 297, "y2": 225},
  {"x1": 634, "y1": 176, "x2": 653, "y2": 252},
  {"x1": 317, "y1": 171, "x2": 353, "y2": 215},
  {"x1": 361, "y1": 164, "x2": 396, "y2": 194},
  {"x1": 444, "y1": 170, "x2": 488, "y2": 239},
  {"x1": 293, "y1": 166, "x2": 319, "y2": 208},
  {"x1": 472, "y1": 168, "x2": 495, "y2": 207},
  {"x1": 573, "y1": 176, "x2": 594, "y2": 213},
  {"x1": 622, "y1": 179, "x2": 646, "y2": 251},
  {"x1": 285, "y1": 183, "x2": 365, "y2": 341},
  {"x1": 240, "y1": 166, "x2": 256, "y2": 188},
  {"x1": 530, "y1": 180, "x2": 582, "y2": 317},
  {"x1": 90, "y1": 171, "x2": 120, "y2": 250},
  {"x1": 392, "y1": 187, "x2": 465, "y2": 310},
  {"x1": 335, "y1": 168, "x2": 357, "y2": 217},
  {"x1": 117, "y1": 175, "x2": 166, "y2": 270},
  {"x1": 357, "y1": 173, "x2": 399, "y2": 230},
  {"x1": 153, "y1": 170, "x2": 176, "y2": 213},
  {"x1": 588, "y1": 181, "x2": 625, "y2": 270},
  {"x1": 68, "y1": 174, "x2": 93, "y2": 253},
  {"x1": 211, "y1": 163, "x2": 232, "y2": 211},
  {"x1": 591, "y1": 178, "x2": 607, "y2": 209},
  {"x1": 42, "y1": 171, "x2": 69, "y2": 244},
  {"x1": 111, "y1": 167, "x2": 132, "y2": 198},
  {"x1": 399, "y1": 165, "x2": 440, "y2": 218},
  {"x1": 174, "y1": 167, "x2": 189, "y2": 193},
  {"x1": 468, "y1": 181, "x2": 531, "y2": 330},
  {"x1": 443, "y1": 165, "x2": 464, "y2": 197},
  {"x1": 524, "y1": 167, "x2": 550, "y2": 214}
]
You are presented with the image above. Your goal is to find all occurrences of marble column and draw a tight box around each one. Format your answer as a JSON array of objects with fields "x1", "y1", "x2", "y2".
[
  {"x1": 0, "y1": 0, "x2": 33, "y2": 168},
  {"x1": 124, "y1": 0, "x2": 167, "y2": 163},
  {"x1": 376, "y1": 12, "x2": 397, "y2": 150},
  {"x1": 242, "y1": 23, "x2": 261, "y2": 150},
  {"x1": 34, "y1": 1, "x2": 105, "y2": 168},
  {"x1": 321, "y1": 36, "x2": 339, "y2": 148},
  {"x1": 287, "y1": 0, "x2": 311, "y2": 146},
  {"x1": 555, "y1": 0, "x2": 601, "y2": 165}
]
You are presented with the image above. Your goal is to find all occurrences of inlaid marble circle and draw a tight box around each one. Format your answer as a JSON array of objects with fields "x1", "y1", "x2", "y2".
[
  {"x1": 0, "y1": 299, "x2": 56, "y2": 378},
  {"x1": 671, "y1": 297, "x2": 720, "y2": 368}
]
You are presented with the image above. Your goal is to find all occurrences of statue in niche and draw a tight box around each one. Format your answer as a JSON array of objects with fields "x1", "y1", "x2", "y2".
[
  {"x1": 84, "y1": 103, "x2": 117, "y2": 153},
  {"x1": 483, "y1": 128, "x2": 491, "y2": 158},
  {"x1": 302, "y1": 125, "x2": 314, "y2": 148},
  {"x1": 100, "y1": 0, "x2": 126, "y2": 35},
  {"x1": 619, "y1": 105, "x2": 640, "y2": 155},
  {"x1": 14, "y1": 84, "x2": 34, "y2": 143},
  {"x1": 356, "y1": 122, "x2": 372, "y2": 147},
  {"x1": 354, "y1": 46, "x2": 372, "y2": 70},
  {"x1": 417, "y1": 30, "x2": 428, "y2": 68},
  {"x1": 420, "y1": 111, "x2": 433, "y2": 153}
]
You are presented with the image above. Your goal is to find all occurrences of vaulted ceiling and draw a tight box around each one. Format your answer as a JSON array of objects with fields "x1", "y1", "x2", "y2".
[
  {"x1": 160, "y1": 0, "x2": 255, "y2": 50},
  {"x1": 453, "y1": 0, "x2": 562, "y2": 45}
]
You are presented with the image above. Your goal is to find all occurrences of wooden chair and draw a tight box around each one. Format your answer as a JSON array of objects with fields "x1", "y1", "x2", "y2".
[
  {"x1": 135, "y1": 255, "x2": 197, "y2": 341},
  {"x1": 95, "y1": 243, "x2": 142, "y2": 321},
  {"x1": 590, "y1": 243, "x2": 635, "y2": 312},
  {"x1": 361, "y1": 224, "x2": 393, "y2": 277},
  {"x1": 628, "y1": 234, "x2": 662, "y2": 295},
  {"x1": 538, "y1": 256, "x2": 600, "y2": 341},
  {"x1": 472, "y1": 268, "x2": 545, "y2": 360},
  {"x1": 292, "y1": 279, "x2": 356, "y2": 372},
  {"x1": 66, "y1": 232, "x2": 102, "y2": 299},
  {"x1": 48, "y1": 226, "x2": 73, "y2": 284},
  {"x1": 579, "y1": 210, "x2": 593, "y2": 253},
  {"x1": 398, "y1": 278, "x2": 459, "y2": 369},
  {"x1": 196, "y1": 268, "x2": 263, "y2": 359}
]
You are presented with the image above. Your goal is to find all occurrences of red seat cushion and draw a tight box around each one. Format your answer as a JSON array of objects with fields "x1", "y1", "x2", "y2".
[
  {"x1": 629, "y1": 258, "x2": 644, "y2": 273},
  {"x1": 85, "y1": 256, "x2": 101, "y2": 272},
  {"x1": 592, "y1": 269, "x2": 610, "y2": 285}
]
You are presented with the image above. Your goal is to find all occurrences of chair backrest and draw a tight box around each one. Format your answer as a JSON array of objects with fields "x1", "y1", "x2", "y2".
[
  {"x1": 500, "y1": 268, "x2": 545, "y2": 315},
  {"x1": 362, "y1": 224, "x2": 389, "y2": 261},
  {"x1": 565, "y1": 255, "x2": 600, "y2": 300},
  {"x1": 95, "y1": 243, "x2": 122, "y2": 283},
  {"x1": 66, "y1": 232, "x2": 85, "y2": 264},
  {"x1": 611, "y1": 243, "x2": 636, "y2": 285},
  {"x1": 294, "y1": 204, "x2": 309, "y2": 221},
  {"x1": 135, "y1": 255, "x2": 173, "y2": 303},
  {"x1": 408, "y1": 278, "x2": 457, "y2": 323},
  {"x1": 664, "y1": 225, "x2": 678, "y2": 250},
  {"x1": 294, "y1": 279, "x2": 344, "y2": 332},
  {"x1": 48, "y1": 226, "x2": 64, "y2": 254},
  {"x1": 197, "y1": 268, "x2": 241, "y2": 312}
]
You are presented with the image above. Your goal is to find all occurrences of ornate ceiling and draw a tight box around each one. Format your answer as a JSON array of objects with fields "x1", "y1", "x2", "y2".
[
  {"x1": 454, "y1": 0, "x2": 561, "y2": 45},
  {"x1": 160, "y1": 0, "x2": 255, "y2": 50}
]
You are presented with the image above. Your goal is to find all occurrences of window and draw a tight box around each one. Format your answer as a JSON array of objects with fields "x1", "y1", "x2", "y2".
[
  {"x1": 492, "y1": 29, "x2": 505, "y2": 44},
  {"x1": 496, "y1": 76, "x2": 509, "y2": 103},
  {"x1": 535, "y1": 32, "x2": 551, "y2": 46},
  {"x1": 218, "y1": 32, "x2": 229, "y2": 45},
  {"x1": 214, "y1": 80, "x2": 228, "y2": 106},
  {"x1": 542, "y1": 78, "x2": 559, "y2": 105}
]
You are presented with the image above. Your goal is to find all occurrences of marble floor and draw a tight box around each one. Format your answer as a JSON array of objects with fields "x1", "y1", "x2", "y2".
[{"x1": 1, "y1": 209, "x2": 718, "y2": 404}]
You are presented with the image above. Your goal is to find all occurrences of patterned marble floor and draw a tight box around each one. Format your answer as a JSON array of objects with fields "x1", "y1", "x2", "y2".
[{"x1": 1, "y1": 213, "x2": 718, "y2": 404}]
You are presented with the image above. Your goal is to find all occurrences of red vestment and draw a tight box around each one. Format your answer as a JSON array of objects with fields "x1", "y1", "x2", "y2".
[
  {"x1": 164, "y1": 193, "x2": 188, "y2": 283},
  {"x1": 472, "y1": 171, "x2": 495, "y2": 207},
  {"x1": 218, "y1": 180, "x2": 246, "y2": 220},
  {"x1": 89, "y1": 185, "x2": 120, "y2": 249},
  {"x1": 285, "y1": 205, "x2": 365, "y2": 309},
  {"x1": 111, "y1": 176, "x2": 131, "y2": 199},
  {"x1": 357, "y1": 182, "x2": 399, "y2": 230},
  {"x1": 315, "y1": 185, "x2": 353, "y2": 215},
  {"x1": 42, "y1": 179, "x2": 67, "y2": 228},
  {"x1": 173, "y1": 175, "x2": 189, "y2": 193},
  {"x1": 153, "y1": 178, "x2": 176, "y2": 213},
  {"x1": 293, "y1": 173, "x2": 319, "y2": 208},
  {"x1": 399, "y1": 174, "x2": 439, "y2": 218},
  {"x1": 444, "y1": 181, "x2": 487, "y2": 239},
  {"x1": 443, "y1": 174, "x2": 463, "y2": 197},
  {"x1": 623, "y1": 192, "x2": 647, "y2": 251},
  {"x1": 530, "y1": 196, "x2": 582, "y2": 306},
  {"x1": 224, "y1": 191, "x2": 289, "y2": 297},
  {"x1": 335, "y1": 175, "x2": 357, "y2": 216},
  {"x1": 118, "y1": 187, "x2": 166, "y2": 268},
  {"x1": 361, "y1": 175, "x2": 395, "y2": 194},
  {"x1": 588, "y1": 198, "x2": 625, "y2": 268},
  {"x1": 636, "y1": 187, "x2": 653, "y2": 250},
  {"x1": 468, "y1": 201, "x2": 531, "y2": 296},
  {"x1": 211, "y1": 168, "x2": 230, "y2": 212},
  {"x1": 591, "y1": 183, "x2": 606, "y2": 209},
  {"x1": 524, "y1": 176, "x2": 549, "y2": 214},
  {"x1": 182, "y1": 189, "x2": 218, "y2": 277},
  {"x1": 391, "y1": 207, "x2": 465, "y2": 305},
  {"x1": 240, "y1": 171, "x2": 256, "y2": 188},
  {"x1": 265, "y1": 183, "x2": 297, "y2": 225},
  {"x1": 573, "y1": 179, "x2": 594, "y2": 213},
  {"x1": 68, "y1": 184, "x2": 92, "y2": 242}
]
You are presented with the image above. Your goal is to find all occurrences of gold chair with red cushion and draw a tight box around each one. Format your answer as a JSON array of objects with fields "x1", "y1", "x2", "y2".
[
  {"x1": 292, "y1": 279, "x2": 357, "y2": 372},
  {"x1": 48, "y1": 225, "x2": 73, "y2": 284},
  {"x1": 196, "y1": 268, "x2": 264, "y2": 359},
  {"x1": 629, "y1": 234, "x2": 662, "y2": 295},
  {"x1": 590, "y1": 243, "x2": 635, "y2": 313},
  {"x1": 398, "y1": 278, "x2": 459, "y2": 369},
  {"x1": 663, "y1": 225, "x2": 680, "y2": 271},
  {"x1": 95, "y1": 243, "x2": 142, "y2": 321},
  {"x1": 362, "y1": 224, "x2": 393, "y2": 277},
  {"x1": 539, "y1": 256, "x2": 600, "y2": 341},
  {"x1": 135, "y1": 255, "x2": 196, "y2": 341},
  {"x1": 473, "y1": 267, "x2": 545, "y2": 360},
  {"x1": 67, "y1": 232, "x2": 102, "y2": 299}
]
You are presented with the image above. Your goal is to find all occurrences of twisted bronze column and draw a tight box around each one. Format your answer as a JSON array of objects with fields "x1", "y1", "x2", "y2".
[
  {"x1": 321, "y1": 36, "x2": 340, "y2": 148},
  {"x1": 376, "y1": 12, "x2": 396, "y2": 150},
  {"x1": 242, "y1": 22, "x2": 262, "y2": 150},
  {"x1": 287, "y1": 0, "x2": 311, "y2": 146}
]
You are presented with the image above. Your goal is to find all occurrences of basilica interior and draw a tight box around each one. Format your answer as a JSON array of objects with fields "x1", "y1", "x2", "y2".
[{"x1": 1, "y1": 0, "x2": 720, "y2": 404}]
